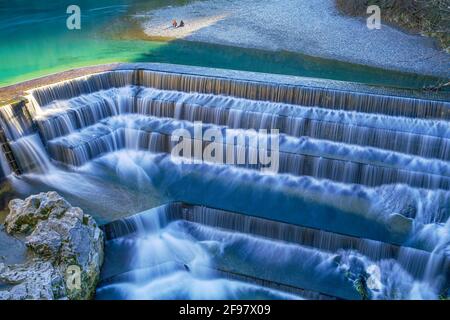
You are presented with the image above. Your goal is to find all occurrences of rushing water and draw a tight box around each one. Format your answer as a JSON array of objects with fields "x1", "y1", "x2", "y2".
[
  {"x1": 0, "y1": 69, "x2": 449, "y2": 299},
  {"x1": 97, "y1": 204, "x2": 448, "y2": 300},
  {"x1": 97, "y1": 205, "x2": 306, "y2": 300},
  {"x1": 0, "y1": 1, "x2": 447, "y2": 89},
  {"x1": 0, "y1": 151, "x2": 11, "y2": 178}
]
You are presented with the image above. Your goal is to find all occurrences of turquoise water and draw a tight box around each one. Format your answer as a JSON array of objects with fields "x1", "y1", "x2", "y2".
[{"x1": 0, "y1": 0, "x2": 445, "y2": 89}]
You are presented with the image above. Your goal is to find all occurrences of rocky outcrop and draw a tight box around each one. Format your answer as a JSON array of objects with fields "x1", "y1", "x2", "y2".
[{"x1": 0, "y1": 192, "x2": 104, "y2": 300}]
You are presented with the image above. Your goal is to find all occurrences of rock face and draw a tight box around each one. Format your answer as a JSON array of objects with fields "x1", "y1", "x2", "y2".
[{"x1": 0, "y1": 192, "x2": 104, "y2": 300}]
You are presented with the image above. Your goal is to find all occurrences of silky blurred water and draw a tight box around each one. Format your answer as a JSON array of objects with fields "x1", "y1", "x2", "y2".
[{"x1": 0, "y1": 8, "x2": 448, "y2": 299}]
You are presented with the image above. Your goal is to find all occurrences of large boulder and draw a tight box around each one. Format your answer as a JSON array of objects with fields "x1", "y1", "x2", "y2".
[
  {"x1": 0, "y1": 192, "x2": 104, "y2": 300},
  {"x1": 5, "y1": 191, "x2": 71, "y2": 234}
]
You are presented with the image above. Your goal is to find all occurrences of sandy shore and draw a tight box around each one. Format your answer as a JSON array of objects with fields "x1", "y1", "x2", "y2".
[{"x1": 140, "y1": 0, "x2": 449, "y2": 77}]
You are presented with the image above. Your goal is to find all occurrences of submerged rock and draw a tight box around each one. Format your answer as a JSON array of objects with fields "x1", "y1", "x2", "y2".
[
  {"x1": 0, "y1": 192, "x2": 104, "y2": 300},
  {"x1": 386, "y1": 213, "x2": 413, "y2": 236}
]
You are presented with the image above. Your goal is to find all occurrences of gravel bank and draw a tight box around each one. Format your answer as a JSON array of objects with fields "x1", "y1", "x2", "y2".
[{"x1": 140, "y1": 0, "x2": 450, "y2": 77}]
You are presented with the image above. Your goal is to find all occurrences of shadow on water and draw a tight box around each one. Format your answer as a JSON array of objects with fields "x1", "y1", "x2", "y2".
[{"x1": 130, "y1": 39, "x2": 448, "y2": 91}]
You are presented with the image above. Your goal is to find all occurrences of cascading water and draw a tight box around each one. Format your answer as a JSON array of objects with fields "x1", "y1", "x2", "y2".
[
  {"x1": 42, "y1": 113, "x2": 450, "y2": 189},
  {"x1": 98, "y1": 204, "x2": 448, "y2": 300},
  {"x1": 97, "y1": 205, "x2": 306, "y2": 300},
  {"x1": 10, "y1": 134, "x2": 53, "y2": 174},
  {"x1": 0, "y1": 149, "x2": 11, "y2": 178},
  {"x1": 0, "y1": 68, "x2": 449, "y2": 300}
]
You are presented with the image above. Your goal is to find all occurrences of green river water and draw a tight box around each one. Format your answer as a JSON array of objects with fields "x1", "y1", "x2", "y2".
[{"x1": 0, "y1": 0, "x2": 445, "y2": 89}]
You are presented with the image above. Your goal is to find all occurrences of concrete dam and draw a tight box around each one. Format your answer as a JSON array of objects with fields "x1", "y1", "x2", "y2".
[{"x1": 0, "y1": 64, "x2": 449, "y2": 300}]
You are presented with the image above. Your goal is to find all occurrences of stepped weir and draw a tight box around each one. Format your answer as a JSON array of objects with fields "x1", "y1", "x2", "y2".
[
  {"x1": 0, "y1": 64, "x2": 449, "y2": 299},
  {"x1": 99, "y1": 203, "x2": 449, "y2": 300}
]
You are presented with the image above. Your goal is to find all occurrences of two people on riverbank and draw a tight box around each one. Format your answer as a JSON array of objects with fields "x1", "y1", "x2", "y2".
[{"x1": 172, "y1": 19, "x2": 185, "y2": 28}]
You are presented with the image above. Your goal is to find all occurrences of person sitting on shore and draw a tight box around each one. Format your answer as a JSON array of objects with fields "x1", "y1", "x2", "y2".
[
  {"x1": 172, "y1": 19, "x2": 178, "y2": 28},
  {"x1": 179, "y1": 20, "x2": 185, "y2": 28}
]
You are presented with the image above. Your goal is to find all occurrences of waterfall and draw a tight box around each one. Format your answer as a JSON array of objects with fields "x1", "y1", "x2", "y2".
[
  {"x1": 69, "y1": 149, "x2": 446, "y2": 252},
  {"x1": 0, "y1": 99, "x2": 44, "y2": 175},
  {"x1": 42, "y1": 114, "x2": 450, "y2": 189},
  {"x1": 138, "y1": 71, "x2": 450, "y2": 120},
  {"x1": 29, "y1": 71, "x2": 135, "y2": 108},
  {"x1": 3, "y1": 69, "x2": 447, "y2": 243},
  {"x1": 33, "y1": 87, "x2": 450, "y2": 162},
  {"x1": 98, "y1": 204, "x2": 306, "y2": 300},
  {"x1": 0, "y1": 67, "x2": 448, "y2": 300},
  {"x1": 9, "y1": 134, "x2": 53, "y2": 173},
  {"x1": 0, "y1": 101, "x2": 35, "y2": 141},
  {"x1": 98, "y1": 203, "x2": 448, "y2": 300},
  {"x1": 29, "y1": 70, "x2": 450, "y2": 120},
  {"x1": 0, "y1": 147, "x2": 11, "y2": 177},
  {"x1": 103, "y1": 203, "x2": 447, "y2": 279}
]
